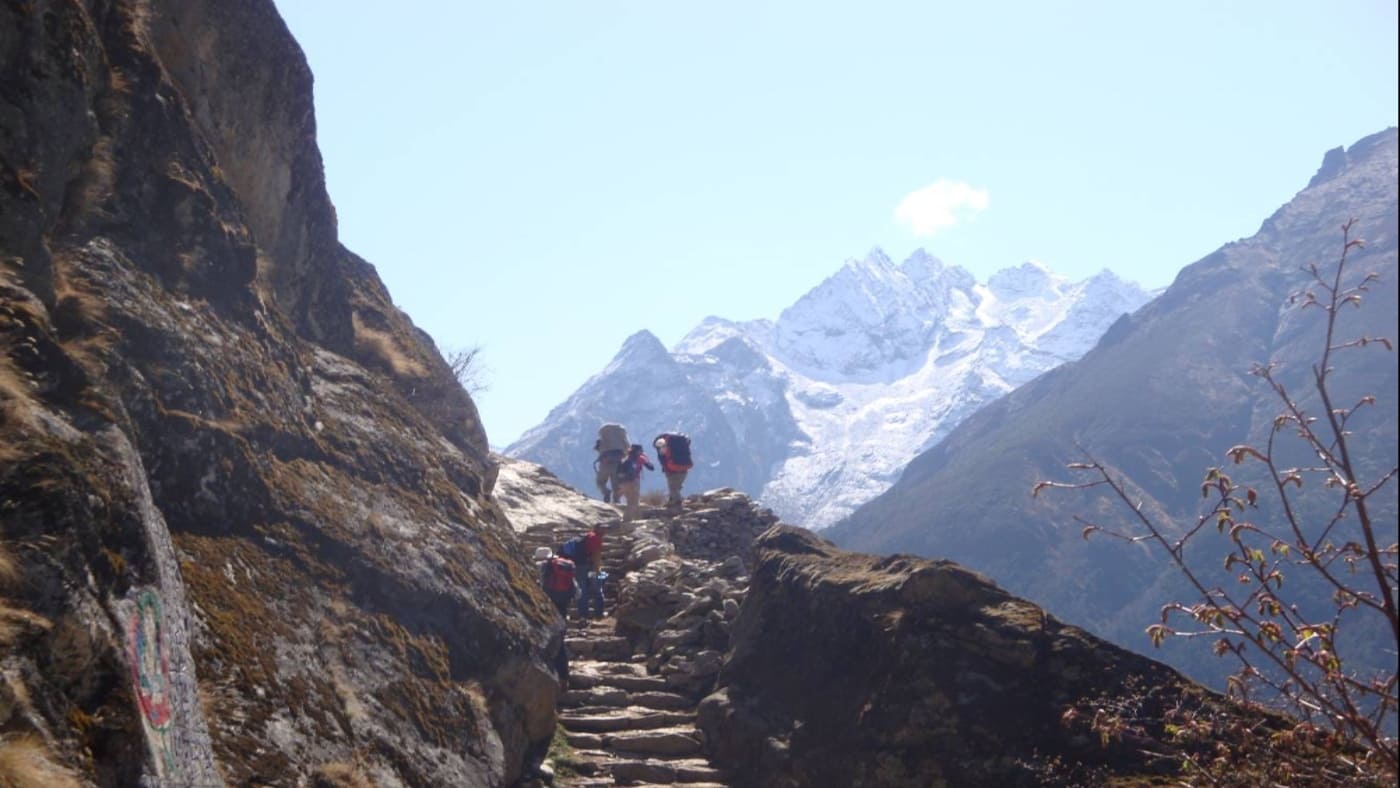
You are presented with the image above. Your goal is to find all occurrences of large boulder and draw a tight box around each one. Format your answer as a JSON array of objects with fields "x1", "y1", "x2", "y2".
[{"x1": 699, "y1": 525, "x2": 1269, "y2": 787}]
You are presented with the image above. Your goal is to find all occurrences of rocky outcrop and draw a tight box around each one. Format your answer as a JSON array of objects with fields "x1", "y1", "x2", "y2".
[
  {"x1": 2, "y1": 1, "x2": 549, "y2": 784},
  {"x1": 696, "y1": 526, "x2": 1273, "y2": 787},
  {"x1": 496, "y1": 461, "x2": 1309, "y2": 786}
]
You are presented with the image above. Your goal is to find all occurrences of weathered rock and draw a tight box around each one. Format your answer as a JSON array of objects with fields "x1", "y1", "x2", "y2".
[
  {"x1": 698, "y1": 525, "x2": 1282, "y2": 787},
  {"x1": 0, "y1": 1, "x2": 553, "y2": 784}
]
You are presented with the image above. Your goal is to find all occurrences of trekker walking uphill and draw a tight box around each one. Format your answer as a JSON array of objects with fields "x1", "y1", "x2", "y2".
[
  {"x1": 534, "y1": 546, "x2": 574, "y2": 686},
  {"x1": 653, "y1": 433, "x2": 693, "y2": 509},
  {"x1": 534, "y1": 546, "x2": 576, "y2": 617},
  {"x1": 572, "y1": 525, "x2": 606, "y2": 622},
  {"x1": 593, "y1": 422, "x2": 630, "y2": 503},
  {"x1": 613, "y1": 443, "x2": 654, "y2": 523}
]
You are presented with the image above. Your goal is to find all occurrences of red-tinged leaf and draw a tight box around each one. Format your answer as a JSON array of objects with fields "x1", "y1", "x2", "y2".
[
  {"x1": 1246, "y1": 488, "x2": 1257, "y2": 506},
  {"x1": 1081, "y1": 525, "x2": 1098, "y2": 541}
]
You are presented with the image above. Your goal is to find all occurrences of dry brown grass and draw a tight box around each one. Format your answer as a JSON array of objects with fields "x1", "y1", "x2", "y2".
[
  {"x1": 331, "y1": 667, "x2": 367, "y2": 724},
  {"x1": 0, "y1": 541, "x2": 20, "y2": 591},
  {"x1": 641, "y1": 490, "x2": 666, "y2": 507},
  {"x1": 107, "y1": 68, "x2": 132, "y2": 95},
  {"x1": 13, "y1": 165, "x2": 39, "y2": 200},
  {"x1": 0, "y1": 356, "x2": 39, "y2": 461},
  {"x1": 51, "y1": 251, "x2": 111, "y2": 329},
  {"x1": 352, "y1": 312, "x2": 427, "y2": 378},
  {"x1": 68, "y1": 136, "x2": 117, "y2": 216},
  {"x1": 0, "y1": 735, "x2": 82, "y2": 788},
  {"x1": 310, "y1": 759, "x2": 375, "y2": 788}
]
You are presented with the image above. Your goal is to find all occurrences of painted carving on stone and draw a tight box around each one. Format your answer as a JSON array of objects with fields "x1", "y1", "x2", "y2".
[{"x1": 127, "y1": 588, "x2": 176, "y2": 776}]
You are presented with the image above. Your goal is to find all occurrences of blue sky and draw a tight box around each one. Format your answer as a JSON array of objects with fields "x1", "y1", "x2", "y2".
[{"x1": 272, "y1": 1, "x2": 1398, "y2": 448}]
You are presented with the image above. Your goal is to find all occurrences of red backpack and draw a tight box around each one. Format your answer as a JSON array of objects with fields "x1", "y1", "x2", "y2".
[{"x1": 545, "y1": 557, "x2": 575, "y2": 592}]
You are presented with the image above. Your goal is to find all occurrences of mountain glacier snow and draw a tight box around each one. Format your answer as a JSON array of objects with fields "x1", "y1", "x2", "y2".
[{"x1": 507, "y1": 248, "x2": 1155, "y2": 528}]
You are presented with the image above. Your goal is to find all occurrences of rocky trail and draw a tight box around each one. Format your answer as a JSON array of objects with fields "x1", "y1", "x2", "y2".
[
  {"x1": 514, "y1": 490, "x2": 778, "y2": 787},
  {"x1": 556, "y1": 617, "x2": 728, "y2": 787}
]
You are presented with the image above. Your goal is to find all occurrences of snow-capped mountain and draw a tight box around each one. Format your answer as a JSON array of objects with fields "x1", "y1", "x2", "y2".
[{"x1": 506, "y1": 249, "x2": 1154, "y2": 528}]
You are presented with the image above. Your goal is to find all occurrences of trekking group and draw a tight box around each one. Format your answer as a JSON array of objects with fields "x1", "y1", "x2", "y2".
[
  {"x1": 594, "y1": 422, "x2": 693, "y2": 520},
  {"x1": 533, "y1": 422, "x2": 694, "y2": 631}
]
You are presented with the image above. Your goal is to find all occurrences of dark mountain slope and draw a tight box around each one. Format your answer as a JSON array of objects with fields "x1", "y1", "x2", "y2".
[{"x1": 829, "y1": 129, "x2": 1398, "y2": 678}]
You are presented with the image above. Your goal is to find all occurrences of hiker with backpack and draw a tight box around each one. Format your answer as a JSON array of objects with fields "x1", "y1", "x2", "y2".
[
  {"x1": 593, "y1": 422, "x2": 630, "y2": 503},
  {"x1": 571, "y1": 525, "x2": 607, "y2": 621},
  {"x1": 534, "y1": 546, "x2": 576, "y2": 617},
  {"x1": 613, "y1": 443, "x2": 655, "y2": 523},
  {"x1": 653, "y1": 433, "x2": 693, "y2": 509}
]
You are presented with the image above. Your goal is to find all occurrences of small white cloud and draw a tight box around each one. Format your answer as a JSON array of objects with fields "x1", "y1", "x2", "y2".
[{"x1": 894, "y1": 180, "x2": 990, "y2": 236}]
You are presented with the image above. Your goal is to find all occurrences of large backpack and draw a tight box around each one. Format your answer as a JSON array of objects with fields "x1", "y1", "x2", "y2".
[
  {"x1": 545, "y1": 557, "x2": 575, "y2": 592},
  {"x1": 612, "y1": 455, "x2": 638, "y2": 483},
  {"x1": 559, "y1": 536, "x2": 584, "y2": 559},
  {"x1": 598, "y1": 423, "x2": 630, "y2": 454},
  {"x1": 660, "y1": 433, "x2": 693, "y2": 468}
]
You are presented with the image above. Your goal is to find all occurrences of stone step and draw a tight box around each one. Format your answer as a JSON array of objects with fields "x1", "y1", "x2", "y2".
[
  {"x1": 563, "y1": 687, "x2": 694, "y2": 711},
  {"x1": 570, "y1": 671, "x2": 671, "y2": 693},
  {"x1": 606, "y1": 726, "x2": 706, "y2": 757},
  {"x1": 564, "y1": 731, "x2": 605, "y2": 750},
  {"x1": 567, "y1": 635, "x2": 634, "y2": 661},
  {"x1": 563, "y1": 748, "x2": 727, "y2": 782},
  {"x1": 608, "y1": 757, "x2": 731, "y2": 785},
  {"x1": 559, "y1": 709, "x2": 695, "y2": 733}
]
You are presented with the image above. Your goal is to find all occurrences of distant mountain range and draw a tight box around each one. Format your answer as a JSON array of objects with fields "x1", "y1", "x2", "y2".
[
  {"x1": 506, "y1": 249, "x2": 1153, "y2": 526},
  {"x1": 827, "y1": 128, "x2": 1399, "y2": 684}
]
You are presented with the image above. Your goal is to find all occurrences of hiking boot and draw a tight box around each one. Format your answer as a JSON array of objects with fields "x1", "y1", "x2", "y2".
[{"x1": 602, "y1": 492, "x2": 611, "y2": 503}]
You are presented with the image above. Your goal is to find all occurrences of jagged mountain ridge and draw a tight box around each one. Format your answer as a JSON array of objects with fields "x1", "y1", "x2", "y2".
[
  {"x1": 827, "y1": 128, "x2": 1399, "y2": 687},
  {"x1": 508, "y1": 250, "x2": 1153, "y2": 527}
]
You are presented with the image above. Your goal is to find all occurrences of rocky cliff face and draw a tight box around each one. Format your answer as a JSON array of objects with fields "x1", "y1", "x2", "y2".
[{"x1": 1, "y1": 1, "x2": 552, "y2": 784}]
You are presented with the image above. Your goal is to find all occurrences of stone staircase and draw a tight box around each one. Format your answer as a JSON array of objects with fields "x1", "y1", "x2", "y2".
[
  {"x1": 519, "y1": 508, "x2": 734, "y2": 787},
  {"x1": 556, "y1": 617, "x2": 730, "y2": 786}
]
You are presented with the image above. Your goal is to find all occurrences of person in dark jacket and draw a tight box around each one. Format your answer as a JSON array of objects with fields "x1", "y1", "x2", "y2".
[{"x1": 612, "y1": 444, "x2": 654, "y2": 523}]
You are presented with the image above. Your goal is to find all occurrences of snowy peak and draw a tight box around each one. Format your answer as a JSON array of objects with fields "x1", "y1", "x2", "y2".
[
  {"x1": 986, "y1": 260, "x2": 1063, "y2": 301},
  {"x1": 675, "y1": 316, "x2": 771, "y2": 357},
  {"x1": 510, "y1": 248, "x2": 1154, "y2": 530},
  {"x1": 771, "y1": 248, "x2": 984, "y2": 380},
  {"x1": 607, "y1": 329, "x2": 672, "y2": 370}
]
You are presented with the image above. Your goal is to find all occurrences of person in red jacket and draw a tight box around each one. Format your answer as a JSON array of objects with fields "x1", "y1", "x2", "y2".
[
  {"x1": 653, "y1": 433, "x2": 693, "y2": 510},
  {"x1": 575, "y1": 525, "x2": 606, "y2": 621}
]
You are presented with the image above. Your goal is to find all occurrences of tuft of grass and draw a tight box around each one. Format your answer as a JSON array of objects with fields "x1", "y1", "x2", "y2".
[
  {"x1": 68, "y1": 136, "x2": 117, "y2": 216},
  {"x1": 352, "y1": 312, "x2": 427, "y2": 378},
  {"x1": 13, "y1": 165, "x2": 40, "y2": 200},
  {"x1": 310, "y1": 760, "x2": 375, "y2": 788},
  {"x1": 641, "y1": 490, "x2": 666, "y2": 507},
  {"x1": 546, "y1": 723, "x2": 580, "y2": 780},
  {"x1": 0, "y1": 735, "x2": 82, "y2": 788},
  {"x1": 0, "y1": 541, "x2": 20, "y2": 590}
]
